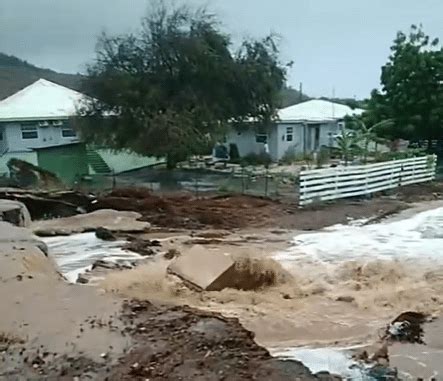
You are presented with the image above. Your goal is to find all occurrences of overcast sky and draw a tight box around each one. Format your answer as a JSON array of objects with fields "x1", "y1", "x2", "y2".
[{"x1": 0, "y1": 0, "x2": 442, "y2": 98}]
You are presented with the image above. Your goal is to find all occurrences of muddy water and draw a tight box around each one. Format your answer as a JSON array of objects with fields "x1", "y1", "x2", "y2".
[
  {"x1": 43, "y1": 203, "x2": 443, "y2": 379},
  {"x1": 269, "y1": 203, "x2": 443, "y2": 379}
]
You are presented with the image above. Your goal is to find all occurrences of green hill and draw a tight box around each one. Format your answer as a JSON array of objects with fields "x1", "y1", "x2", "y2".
[{"x1": 0, "y1": 53, "x2": 82, "y2": 100}]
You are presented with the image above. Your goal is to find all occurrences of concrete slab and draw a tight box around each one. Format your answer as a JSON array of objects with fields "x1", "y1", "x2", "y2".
[
  {"x1": 32, "y1": 209, "x2": 151, "y2": 236},
  {"x1": 168, "y1": 245, "x2": 235, "y2": 291},
  {"x1": 0, "y1": 221, "x2": 47, "y2": 254},
  {"x1": 168, "y1": 246, "x2": 288, "y2": 291}
]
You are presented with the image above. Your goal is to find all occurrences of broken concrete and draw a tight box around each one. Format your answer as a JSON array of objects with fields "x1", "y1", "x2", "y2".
[
  {"x1": 168, "y1": 245, "x2": 290, "y2": 291},
  {"x1": 0, "y1": 221, "x2": 47, "y2": 255},
  {"x1": 0, "y1": 199, "x2": 31, "y2": 227},
  {"x1": 0, "y1": 188, "x2": 94, "y2": 219},
  {"x1": 7, "y1": 158, "x2": 64, "y2": 190},
  {"x1": 32, "y1": 209, "x2": 151, "y2": 236},
  {"x1": 168, "y1": 246, "x2": 235, "y2": 291}
]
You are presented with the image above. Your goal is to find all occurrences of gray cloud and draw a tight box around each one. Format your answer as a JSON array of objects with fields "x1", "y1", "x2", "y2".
[{"x1": 0, "y1": 0, "x2": 442, "y2": 98}]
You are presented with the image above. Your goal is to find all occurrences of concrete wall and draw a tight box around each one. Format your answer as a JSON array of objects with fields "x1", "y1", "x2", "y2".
[
  {"x1": 226, "y1": 129, "x2": 266, "y2": 157},
  {"x1": 276, "y1": 123, "x2": 305, "y2": 160},
  {"x1": 1, "y1": 120, "x2": 79, "y2": 152}
]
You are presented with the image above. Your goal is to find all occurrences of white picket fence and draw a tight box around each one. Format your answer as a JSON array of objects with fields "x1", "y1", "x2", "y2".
[{"x1": 299, "y1": 155, "x2": 437, "y2": 206}]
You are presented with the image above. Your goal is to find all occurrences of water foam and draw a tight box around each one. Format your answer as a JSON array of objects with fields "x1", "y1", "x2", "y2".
[{"x1": 43, "y1": 232, "x2": 142, "y2": 282}]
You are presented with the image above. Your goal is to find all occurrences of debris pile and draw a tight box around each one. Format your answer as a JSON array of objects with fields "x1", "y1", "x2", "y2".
[
  {"x1": 384, "y1": 311, "x2": 428, "y2": 344},
  {"x1": 108, "y1": 300, "x2": 341, "y2": 381},
  {"x1": 7, "y1": 158, "x2": 64, "y2": 189},
  {"x1": 89, "y1": 188, "x2": 281, "y2": 229}
]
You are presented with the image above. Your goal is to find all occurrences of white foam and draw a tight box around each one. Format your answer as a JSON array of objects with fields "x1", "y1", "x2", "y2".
[
  {"x1": 271, "y1": 347, "x2": 368, "y2": 379},
  {"x1": 43, "y1": 232, "x2": 142, "y2": 282},
  {"x1": 275, "y1": 207, "x2": 443, "y2": 266}
]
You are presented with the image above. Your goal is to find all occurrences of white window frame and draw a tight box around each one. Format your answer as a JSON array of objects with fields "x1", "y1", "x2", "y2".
[
  {"x1": 21, "y1": 125, "x2": 39, "y2": 140},
  {"x1": 61, "y1": 126, "x2": 77, "y2": 138},
  {"x1": 286, "y1": 126, "x2": 294, "y2": 142}
]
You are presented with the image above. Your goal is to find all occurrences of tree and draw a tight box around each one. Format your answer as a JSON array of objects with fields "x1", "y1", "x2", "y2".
[
  {"x1": 365, "y1": 25, "x2": 443, "y2": 147},
  {"x1": 335, "y1": 130, "x2": 360, "y2": 165},
  {"x1": 346, "y1": 116, "x2": 393, "y2": 162},
  {"x1": 77, "y1": 1, "x2": 288, "y2": 168}
]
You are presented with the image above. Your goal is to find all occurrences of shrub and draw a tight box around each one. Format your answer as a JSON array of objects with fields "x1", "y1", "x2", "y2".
[{"x1": 241, "y1": 152, "x2": 272, "y2": 166}]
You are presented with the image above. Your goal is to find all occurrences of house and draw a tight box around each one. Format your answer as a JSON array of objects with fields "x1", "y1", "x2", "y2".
[
  {"x1": 0, "y1": 79, "x2": 164, "y2": 182},
  {"x1": 0, "y1": 79, "x2": 82, "y2": 155},
  {"x1": 225, "y1": 99, "x2": 364, "y2": 161}
]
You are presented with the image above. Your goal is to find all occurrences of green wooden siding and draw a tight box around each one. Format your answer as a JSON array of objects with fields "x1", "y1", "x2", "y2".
[{"x1": 36, "y1": 143, "x2": 89, "y2": 185}]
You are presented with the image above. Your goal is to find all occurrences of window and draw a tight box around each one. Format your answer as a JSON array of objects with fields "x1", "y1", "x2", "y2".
[
  {"x1": 21, "y1": 125, "x2": 38, "y2": 139},
  {"x1": 286, "y1": 126, "x2": 293, "y2": 142},
  {"x1": 0, "y1": 130, "x2": 3, "y2": 141},
  {"x1": 256, "y1": 134, "x2": 268, "y2": 144},
  {"x1": 61, "y1": 127, "x2": 77, "y2": 138}
]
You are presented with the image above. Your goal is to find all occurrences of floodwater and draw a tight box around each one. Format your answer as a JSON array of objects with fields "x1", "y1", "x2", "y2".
[
  {"x1": 43, "y1": 203, "x2": 443, "y2": 379},
  {"x1": 271, "y1": 203, "x2": 443, "y2": 380},
  {"x1": 43, "y1": 232, "x2": 142, "y2": 282}
]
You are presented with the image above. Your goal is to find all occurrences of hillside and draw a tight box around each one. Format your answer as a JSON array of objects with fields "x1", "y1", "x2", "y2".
[
  {"x1": 0, "y1": 53, "x2": 364, "y2": 108},
  {"x1": 0, "y1": 53, "x2": 82, "y2": 100}
]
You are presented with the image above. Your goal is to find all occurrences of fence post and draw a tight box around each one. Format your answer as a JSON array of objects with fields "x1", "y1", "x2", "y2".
[{"x1": 264, "y1": 168, "x2": 269, "y2": 197}]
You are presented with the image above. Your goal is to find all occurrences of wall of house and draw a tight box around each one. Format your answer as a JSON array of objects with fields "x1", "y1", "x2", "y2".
[
  {"x1": 226, "y1": 129, "x2": 265, "y2": 157},
  {"x1": 37, "y1": 143, "x2": 89, "y2": 185},
  {"x1": 275, "y1": 123, "x2": 305, "y2": 160},
  {"x1": 0, "y1": 124, "x2": 8, "y2": 155},
  {"x1": 2, "y1": 120, "x2": 79, "y2": 152},
  {"x1": 225, "y1": 120, "x2": 342, "y2": 162}
]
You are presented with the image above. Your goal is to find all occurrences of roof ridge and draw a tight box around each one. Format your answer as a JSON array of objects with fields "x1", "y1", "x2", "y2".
[{"x1": 0, "y1": 78, "x2": 82, "y2": 106}]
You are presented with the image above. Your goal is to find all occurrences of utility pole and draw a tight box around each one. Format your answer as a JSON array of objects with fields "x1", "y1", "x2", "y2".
[{"x1": 299, "y1": 82, "x2": 303, "y2": 103}]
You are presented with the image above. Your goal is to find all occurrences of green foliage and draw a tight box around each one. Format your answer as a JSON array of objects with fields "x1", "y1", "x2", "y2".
[
  {"x1": 279, "y1": 148, "x2": 314, "y2": 165},
  {"x1": 365, "y1": 25, "x2": 443, "y2": 144},
  {"x1": 78, "y1": 1, "x2": 287, "y2": 168},
  {"x1": 373, "y1": 148, "x2": 427, "y2": 162},
  {"x1": 241, "y1": 152, "x2": 272, "y2": 167},
  {"x1": 335, "y1": 130, "x2": 361, "y2": 165},
  {"x1": 345, "y1": 116, "x2": 393, "y2": 162}
]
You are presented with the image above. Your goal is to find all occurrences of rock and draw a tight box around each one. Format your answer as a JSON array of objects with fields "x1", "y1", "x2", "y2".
[
  {"x1": 91, "y1": 260, "x2": 120, "y2": 271},
  {"x1": 336, "y1": 295, "x2": 355, "y2": 303},
  {"x1": 123, "y1": 239, "x2": 156, "y2": 257},
  {"x1": 76, "y1": 274, "x2": 89, "y2": 284},
  {"x1": 95, "y1": 227, "x2": 116, "y2": 241},
  {"x1": 164, "y1": 248, "x2": 181, "y2": 260},
  {"x1": 0, "y1": 200, "x2": 31, "y2": 227}
]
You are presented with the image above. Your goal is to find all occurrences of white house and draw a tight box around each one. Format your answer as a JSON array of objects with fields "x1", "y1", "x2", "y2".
[
  {"x1": 225, "y1": 99, "x2": 364, "y2": 161},
  {"x1": 0, "y1": 79, "x2": 82, "y2": 155}
]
